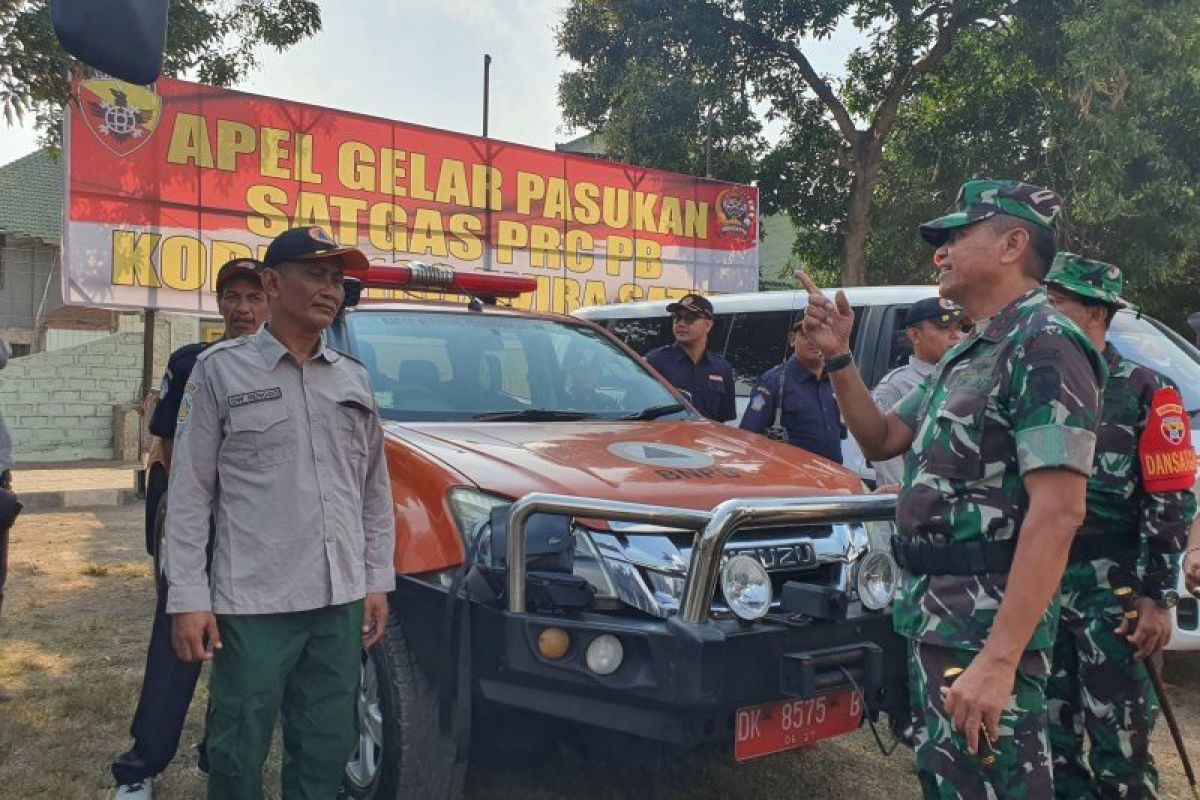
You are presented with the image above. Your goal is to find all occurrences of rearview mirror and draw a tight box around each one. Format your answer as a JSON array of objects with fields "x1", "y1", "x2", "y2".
[{"x1": 51, "y1": 0, "x2": 168, "y2": 85}]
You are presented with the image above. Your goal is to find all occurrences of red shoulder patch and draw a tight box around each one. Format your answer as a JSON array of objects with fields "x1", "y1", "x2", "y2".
[{"x1": 1139, "y1": 387, "x2": 1196, "y2": 492}]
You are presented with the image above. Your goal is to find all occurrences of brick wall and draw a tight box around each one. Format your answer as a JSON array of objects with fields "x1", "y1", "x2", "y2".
[{"x1": 0, "y1": 332, "x2": 144, "y2": 461}]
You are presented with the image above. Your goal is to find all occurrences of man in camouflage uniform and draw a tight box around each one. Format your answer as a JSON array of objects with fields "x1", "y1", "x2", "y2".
[
  {"x1": 1043, "y1": 254, "x2": 1196, "y2": 799},
  {"x1": 798, "y1": 180, "x2": 1106, "y2": 798}
]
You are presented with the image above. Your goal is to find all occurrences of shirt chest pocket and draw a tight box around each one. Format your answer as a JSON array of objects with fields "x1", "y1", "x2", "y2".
[
  {"x1": 335, "y1": 396, "x2": 373, "y2": 459},
  {"x1": 920, "y1": 389, "x2": 988, "y2": 481},
  {"x1": 227, "y1": 402, "x2": 295, "y2": 468}
]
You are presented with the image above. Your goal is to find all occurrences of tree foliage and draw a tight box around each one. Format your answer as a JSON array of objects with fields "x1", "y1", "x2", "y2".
[
  {"x1": 556, "y1": 0, "x2": 1023, "y2": 286},
  {"x1": 0, "y1": 0, "x2": 321, "y2": 146},
  {"x1": 865, "y1": 0, "x2": 1200, "y2": 332}
]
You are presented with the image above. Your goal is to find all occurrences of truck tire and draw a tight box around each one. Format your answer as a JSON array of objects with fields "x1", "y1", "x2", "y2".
[{"x1": 343, "y1": 612, "x2": 467, "y2": 800}]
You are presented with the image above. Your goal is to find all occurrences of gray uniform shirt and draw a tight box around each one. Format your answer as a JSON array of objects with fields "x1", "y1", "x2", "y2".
[
  {"x1": 165, "y1": 325, "x2": 395, "y2": 615},
  {"x1": 869, "y1": 355, "x2": 935, "y2": 486},
  {"x1": 0, "y1": 338, "x2": 10, "y2": 472}
]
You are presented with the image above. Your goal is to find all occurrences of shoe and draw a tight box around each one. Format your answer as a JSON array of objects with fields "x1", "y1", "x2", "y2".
[{"x1": 115, "y1": 778, "x2": 153, "y2": 799}]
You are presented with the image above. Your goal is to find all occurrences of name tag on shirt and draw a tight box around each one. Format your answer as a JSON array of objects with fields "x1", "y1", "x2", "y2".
[
  {"x1": 709, "y1": 374, "x2": 724, "y2": 383},
  {"x1": 227, "y1": 387, "x2": 283, "y2": 408}
]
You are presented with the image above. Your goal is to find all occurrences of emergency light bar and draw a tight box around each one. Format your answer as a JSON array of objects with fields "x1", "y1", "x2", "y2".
[{"x1": 345, "y1": 262, "x2": 536, "y2": 298}]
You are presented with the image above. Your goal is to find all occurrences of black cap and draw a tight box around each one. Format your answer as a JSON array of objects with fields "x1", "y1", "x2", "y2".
[
  {"x1": 263, "y1": 227, "x2": 370, "y2": 272},
  {"x1": 665, "y1": 293, "x2": 714, "y2": 318},
  {"x1": 905, "y1": 297, "x2": 964, "y2": 327},
  {"x1": 215, "y1": 258, "x2": 263, "y2": 293}
]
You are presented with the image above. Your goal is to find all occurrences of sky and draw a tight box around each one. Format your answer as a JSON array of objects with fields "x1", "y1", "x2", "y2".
[{"x1": 0, "y1": 0, "x2": 861, "y2": 167}]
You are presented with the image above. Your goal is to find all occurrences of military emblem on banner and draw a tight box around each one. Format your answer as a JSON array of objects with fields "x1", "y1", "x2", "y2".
[
  {"x1": 1162, "y1": 413, "x2": 1187, "y2": 446},
  {"x1": 715, "y1": 188, "x2": 756, "y2": 239},
  {"x1": 76, "y1": 78, "x2": 162, "y2": 156}
]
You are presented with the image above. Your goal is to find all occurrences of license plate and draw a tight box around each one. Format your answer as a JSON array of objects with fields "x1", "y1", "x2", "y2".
[{"x1": 734, "y1": 690, "x2": 863, "y2": 762}]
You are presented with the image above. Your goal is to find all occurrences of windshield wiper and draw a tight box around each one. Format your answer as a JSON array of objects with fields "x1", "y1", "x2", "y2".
[
  {"x1": 621, "y1": 403, "x2": 687, "y2": 420},
  {"x1": 472, "y1": 409, "x2": 598, "y2": 421}
]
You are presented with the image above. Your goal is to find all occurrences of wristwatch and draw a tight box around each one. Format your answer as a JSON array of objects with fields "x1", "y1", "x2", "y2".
[{"x1": 1146, "y1": 587, "x2": 1180, "y2": 609}]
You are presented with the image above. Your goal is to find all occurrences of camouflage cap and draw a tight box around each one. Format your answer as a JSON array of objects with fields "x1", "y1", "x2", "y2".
[
  {"x1": 918, "y1": 180, "x2": 1063, "y2": 246},
  {"x1": 1044, "y1": 252, "x2": 1127, "y2": 307}
]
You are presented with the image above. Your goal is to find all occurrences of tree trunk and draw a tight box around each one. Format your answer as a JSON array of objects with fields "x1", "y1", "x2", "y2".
[{"x1": 841, "y1": 150, "x2": 882, "y2": 287}]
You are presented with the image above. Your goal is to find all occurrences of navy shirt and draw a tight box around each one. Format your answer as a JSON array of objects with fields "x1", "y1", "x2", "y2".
[
  {"x1": 739, "y1": 356, "x2": 845, "y2": 463},
  {"x1": 149, "y1": 342, "x2": 208, "y2": 439},
  {"x1": 645, "y1": 343, "x2": 736, "y2": 422}
]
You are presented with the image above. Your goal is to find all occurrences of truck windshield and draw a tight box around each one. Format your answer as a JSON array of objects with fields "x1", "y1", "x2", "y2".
[
  {"x1": 346, "y1": 311, "x2": 689, "y2": 422},
  {"x1": 1108, "y1": 311, "x2": 1200, "y2": 418}
]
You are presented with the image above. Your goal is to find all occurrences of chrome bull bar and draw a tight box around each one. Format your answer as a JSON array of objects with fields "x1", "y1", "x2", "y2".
[{"x1": 505, "y1": 493, "x2": 898, "y2": 624}]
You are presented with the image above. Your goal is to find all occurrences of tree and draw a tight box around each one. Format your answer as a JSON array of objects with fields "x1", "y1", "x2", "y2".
[
  {"x1": 556, "y1": 0, "x2": 1022, "y2": 286},
  {"x1": 865, "y1": 0, "x2": 1200, "y2": 332},
  {"x1": 0, "y1": 0, "x2": 321, "y2": 146}
]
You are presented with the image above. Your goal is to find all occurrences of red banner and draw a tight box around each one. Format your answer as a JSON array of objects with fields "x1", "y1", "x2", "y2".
[{"x1": 64, "y1": 76, "x2": 759, "y2": 314}]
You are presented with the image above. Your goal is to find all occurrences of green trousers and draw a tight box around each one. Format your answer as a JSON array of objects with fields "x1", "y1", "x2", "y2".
[
  {"x1": 908, "y1": 639, "x2": 1055, "y2": 799},
  {"x1": 206, "y1": 601, "x2": 363, "y2": 800}
]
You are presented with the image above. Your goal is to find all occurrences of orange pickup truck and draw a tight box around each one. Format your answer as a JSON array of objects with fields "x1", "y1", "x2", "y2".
[{"x1": 145, "y1": 267, "x2": 907, "y2": 799}]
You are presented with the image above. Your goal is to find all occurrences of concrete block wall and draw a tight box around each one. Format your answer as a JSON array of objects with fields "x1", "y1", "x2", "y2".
[{"x1": 0, "y1": 332, "x2": 144, "y2": 461}]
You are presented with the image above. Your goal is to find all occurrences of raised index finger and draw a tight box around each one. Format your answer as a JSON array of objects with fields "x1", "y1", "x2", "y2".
[{"x1": 794, "y1": 269, "x2": 825, "y2": 298}]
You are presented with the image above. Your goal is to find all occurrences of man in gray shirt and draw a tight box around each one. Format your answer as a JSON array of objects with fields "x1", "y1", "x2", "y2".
[
  {"x1": 870, "y1": 297, "x2": 965, "y2": 487},
  {"x1": 165, "y1": 227, "x2": 394, "y2": 799}
]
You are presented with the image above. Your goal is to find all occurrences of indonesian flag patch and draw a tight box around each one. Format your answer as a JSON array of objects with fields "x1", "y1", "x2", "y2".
[{"x1": 1139, "y1": 387, "x2": 1197, "y2": 492}]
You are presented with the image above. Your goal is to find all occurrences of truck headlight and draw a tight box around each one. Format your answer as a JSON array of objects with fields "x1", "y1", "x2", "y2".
[
  {"x1": 573, "y1": 526, "x2": 618, "y2": 600},
  {"x1": 720, "y1": 555, "x2": 772, "y2": 621},
  {"x1": 856, "y1": 550, "x2": 898, "y2": 610},
  {"x1": 446, "y1": 488, "x2": 509, "y2": 540}
]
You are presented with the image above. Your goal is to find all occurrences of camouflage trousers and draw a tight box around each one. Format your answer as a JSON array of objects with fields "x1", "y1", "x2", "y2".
[
  {"x1": 1047, "y1": 586, "x2": 1160, "y2": 799},
  {"x1": 908, "y1": 639, "x2": 1054, "y2": 799}
]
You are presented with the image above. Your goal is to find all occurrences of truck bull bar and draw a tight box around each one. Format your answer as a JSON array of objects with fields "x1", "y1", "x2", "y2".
[{"x1": 505, "y1": 493, "x2": 898, "y2": 624}]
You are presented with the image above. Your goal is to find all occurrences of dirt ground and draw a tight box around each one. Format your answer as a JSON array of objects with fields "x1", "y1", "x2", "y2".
[{"x1": 2, "y1": 507, "x2": 1199, "y2": 799}]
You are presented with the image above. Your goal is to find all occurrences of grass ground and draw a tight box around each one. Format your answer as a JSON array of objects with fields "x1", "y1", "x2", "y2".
[{"x1": 1, "y1": 506, "x2": 1198, "y2": 798}]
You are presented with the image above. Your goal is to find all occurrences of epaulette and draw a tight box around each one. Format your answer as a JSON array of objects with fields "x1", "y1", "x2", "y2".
[
  {"x1": 329, "y1": 346, "x2": 365, "y2": 368},
  {"x1": 193, "y1": 335, "x2": 253, "y2": 363}
]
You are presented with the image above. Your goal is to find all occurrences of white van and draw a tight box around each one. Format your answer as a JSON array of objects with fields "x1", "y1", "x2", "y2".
[{"x1": 576, "y1": 286, "x2": 1200, "y2": 650}]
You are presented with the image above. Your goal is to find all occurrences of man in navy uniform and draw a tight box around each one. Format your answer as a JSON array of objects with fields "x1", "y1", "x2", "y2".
[
  {"x1": 740, "y1": 316, "x2": 846, "y2": 462},
  {"x1": 645, "y1": 293, "x2": 735, "y2": 422},
  {"x1": 112, "y1": 258, "x2": 268, "y2": 800}
]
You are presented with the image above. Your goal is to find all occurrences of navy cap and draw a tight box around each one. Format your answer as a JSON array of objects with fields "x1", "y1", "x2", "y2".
[
  {"x1": 665, "y1": 293, "x2": 714, "y2": 318},
  {"x1": 215, "y1": 258, "x2": 263, "y2": 294},
  {"x1": 905, "y1": 297, "x2": 964, "y2": 327},
  {"x1": 263, "y1": 227, "x2": 370, "y2": 272}
]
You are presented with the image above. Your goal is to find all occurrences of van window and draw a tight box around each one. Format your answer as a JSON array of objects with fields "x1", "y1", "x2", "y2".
[
  {"x1": 885, "y1": 305, "x2": 914, "y2": 371},
  {"x1": 608, "y1": 313, "x2": 734, "y2": 357},
  {"x1": 608, "y1": 317, "x2": 673, "y2": 355},
  {"x1": 1108, "y1": 312, "x2": 1200, "y2": 416},
  {"x1": 723, "y1": 307, "x2": 865, "y2": 395},
  {"x1": 725, "y1": 311, "x2": 794, "y2": 395}
]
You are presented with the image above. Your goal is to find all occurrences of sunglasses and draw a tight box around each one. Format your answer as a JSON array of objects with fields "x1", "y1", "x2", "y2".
[{"x1": 672, "y1": 313, "x2": 706, "y2": 324}]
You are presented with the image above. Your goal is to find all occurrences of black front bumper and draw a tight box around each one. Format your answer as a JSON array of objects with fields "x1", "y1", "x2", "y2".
[{"x1": 467, "y1": 596, "x2": 908, "y2": 749}]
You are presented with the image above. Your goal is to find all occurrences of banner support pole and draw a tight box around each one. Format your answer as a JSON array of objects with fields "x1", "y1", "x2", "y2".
[
  {"x1": 141, "y1": 307, "x2": 156, "y2": 400},
  {"x1": 483, "y1": 53, "x2": 493, "y2": 272}
]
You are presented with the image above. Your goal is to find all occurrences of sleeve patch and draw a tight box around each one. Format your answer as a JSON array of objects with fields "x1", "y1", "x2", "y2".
[
  {"x1": 177, "y1": 381, "x2": 197, "y2": 427},
  {"x1": 1140, "y1": 386, "x2": 1196, "y2": 492}
]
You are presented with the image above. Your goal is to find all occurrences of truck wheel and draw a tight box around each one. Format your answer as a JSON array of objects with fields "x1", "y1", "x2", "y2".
[{"x1": 343, "y1": 612, "x2": 467, "y2": 799}]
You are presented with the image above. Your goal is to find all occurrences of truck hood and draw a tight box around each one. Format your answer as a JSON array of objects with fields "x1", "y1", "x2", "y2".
[{"x1": 382, "y1": 420, "x2": 860, "y2": 511}]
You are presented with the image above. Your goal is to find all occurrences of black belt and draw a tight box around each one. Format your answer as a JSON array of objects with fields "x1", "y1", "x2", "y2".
[
  {"x1": 1068, "y1": 533, "x2": 1137, "y2": 564},
  {"x1": 891, "y1": 537, "x2": 1016, "y2": 576}
]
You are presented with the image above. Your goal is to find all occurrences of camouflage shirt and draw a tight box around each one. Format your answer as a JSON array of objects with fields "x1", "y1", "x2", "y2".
[
  {"x1": 1060, "y1": 345, "x2": 1197, "y2": 596},
  {"x1": 891, "y1": 287, "x2": 1106, "y2": 651}
]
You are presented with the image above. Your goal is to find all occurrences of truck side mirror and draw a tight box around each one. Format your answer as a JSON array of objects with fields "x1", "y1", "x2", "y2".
[{"x1": 51, "y1": 0, "x2": 168, "y2": 85}]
